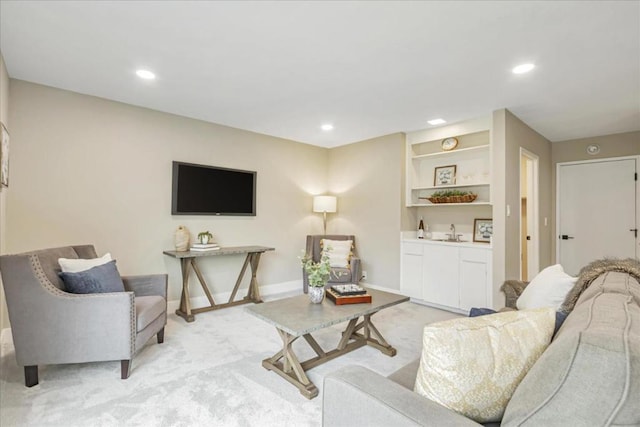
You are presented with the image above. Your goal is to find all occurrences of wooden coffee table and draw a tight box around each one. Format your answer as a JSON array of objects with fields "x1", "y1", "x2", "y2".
[{"x1": 246, "y1": 288, "x2": 409, "y2": 399}]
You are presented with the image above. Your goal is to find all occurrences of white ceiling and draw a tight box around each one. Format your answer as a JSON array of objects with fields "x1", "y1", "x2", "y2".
[{"x1": 1, "y1": 1, "x2": 639, "y2": 147}]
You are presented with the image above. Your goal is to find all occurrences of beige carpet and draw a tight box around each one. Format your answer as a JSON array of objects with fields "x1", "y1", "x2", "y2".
[{"x1": 0, "y1": 291, "x2": 460, "y2": 427}]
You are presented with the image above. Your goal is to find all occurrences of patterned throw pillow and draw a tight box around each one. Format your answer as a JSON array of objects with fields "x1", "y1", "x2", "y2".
[
  {"x1": 414, "y1": 308, "x2": 556, "y2": 423},
  {"x1": 321, "y1": 239, "x2": 352, "y2": 268}
]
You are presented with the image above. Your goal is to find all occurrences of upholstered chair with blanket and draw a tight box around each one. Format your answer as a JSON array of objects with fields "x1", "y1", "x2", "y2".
[
  {"x1": 302, "y1": 235, "x2": 361, "y2": 293},
  {"x1": 0, "y1": 245, "x2": 167, "y2": 387}
]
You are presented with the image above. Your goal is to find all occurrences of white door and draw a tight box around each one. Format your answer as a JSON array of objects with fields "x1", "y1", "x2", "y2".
[{"x1": 557, "y1": 158, "x2": 638, "y2": 275}]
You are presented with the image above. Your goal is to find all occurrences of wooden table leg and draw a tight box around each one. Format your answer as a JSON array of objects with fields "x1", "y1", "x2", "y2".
[
  {"x1": 248, "y1": 252, "x2": 263, "y2": 302},
  {"x1": 361, "y1": 314, "x2": 397, "y2": 356},
  {"x1": 262, "y1": 329, "x2": 318, "y2": 399},
  {"x1": 229, "y1": 254, "x2": 251, "y2": 303},
  {"x1": 176, "y1": 258, "x2": 195, "y2": 322},
  {"x1": 190, "y1": 258, "x2": 216, "y2": 306}
]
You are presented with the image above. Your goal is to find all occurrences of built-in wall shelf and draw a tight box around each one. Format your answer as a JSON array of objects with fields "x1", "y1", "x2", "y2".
[
  {"x1": 412, "y1": 183, "x2": 490, "y2": 191},
  {"x1": 411, "y1": 202, "x2": 493, "y2": 207},
  {"x1": 411, "y1": 144, "x2": 489, "y2": 160},
  {"x1": 406, "y1": 118, "x2": 492, "y2": 207}
]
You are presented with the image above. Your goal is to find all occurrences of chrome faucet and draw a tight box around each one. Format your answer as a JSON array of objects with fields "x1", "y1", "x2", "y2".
[
  {"x1": 445, "y1": 224, "x2": 456, "y2": 241},
  {"x1": 446, "y1": 224, "x2": 463, "y2": 242}
]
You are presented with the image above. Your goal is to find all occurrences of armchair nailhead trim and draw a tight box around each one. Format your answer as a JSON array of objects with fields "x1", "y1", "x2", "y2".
[
  {"x1": 30, "y1": 254, "x2": 136, "y2": 355},
  {"x1": 129, "y1": 292, "x2": 136, "y2": 353},
  {"x1": 30, "y1": 255, "x2": 69, "y2": 298}
]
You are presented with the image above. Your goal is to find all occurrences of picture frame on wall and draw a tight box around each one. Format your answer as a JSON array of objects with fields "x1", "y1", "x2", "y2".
[
  {"x1": 1, "y1": 122, "x2": 9, "y2": 188},
  {"x1": 434, "y1": 165, "x2": 456, "y2": 186},
  {"x1": 473, "y1": 218, "x2": 493, "y2": 243}
]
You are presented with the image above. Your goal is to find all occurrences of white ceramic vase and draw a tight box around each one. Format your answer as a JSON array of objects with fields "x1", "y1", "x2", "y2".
[
  {"x1": 308, "y1": 286, "x2": 325, "y2": 304},
  {"x1": 174, "y1": 226, "x2": 190, "y2": 251}
]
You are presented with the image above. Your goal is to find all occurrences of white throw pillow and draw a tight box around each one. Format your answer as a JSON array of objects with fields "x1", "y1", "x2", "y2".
[
  {"x1": 414, "y1": 308, "x2": 556, "y2": 423},
  {"x1": 58, "y1": 253, "x2": 112, "y2": 273},
  {"x1": 321, "y1": 239, "x2": 352, "y2": 268},
  {"x1": 516, "y1": 264, "x2": 577, "y2": 310}
]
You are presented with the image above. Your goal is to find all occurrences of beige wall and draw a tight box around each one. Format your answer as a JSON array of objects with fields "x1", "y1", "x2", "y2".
[
  {"x1": 504, "y1": 109, "x2": 553, "y2": 278},
  {"x1": 551, "y1": 131, "x2": 640, "y2": 259},
  {"x1": 491, "y1": 109, "x2": 507, "y2": 307},
  {"x1": 328, "y1": 133, "x2": 405, "y2": 289},
  {"x1": 6, "y1": 80, "x2": 328, "y2": 307},
  {"x1": 552, "y1": 131, "x2": 640, "y2": 164},
  {"x1": 0, "y1": 53, "x2": 9, "y2": 330},
  {"x1": 490, "y1": 109, "x2": 552, "y2": 307}
]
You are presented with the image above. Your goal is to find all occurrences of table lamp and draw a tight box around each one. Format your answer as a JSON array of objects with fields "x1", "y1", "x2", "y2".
[{"x1": 313, "y1": 195, "x2": 337, "y2": 235}]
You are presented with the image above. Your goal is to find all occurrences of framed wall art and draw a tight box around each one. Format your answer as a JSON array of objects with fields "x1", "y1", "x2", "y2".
[
  {"x1": 434, "y1": 165, "x2": 456, "y2": 186},
  {"x1": 473, "y1": 218, "x2": 493, "y2": 243}
]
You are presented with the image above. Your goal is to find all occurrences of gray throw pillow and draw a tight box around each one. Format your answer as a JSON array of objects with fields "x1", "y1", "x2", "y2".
[{"x1": 59, "y1": 260, "x2": 125, "y2": 294}]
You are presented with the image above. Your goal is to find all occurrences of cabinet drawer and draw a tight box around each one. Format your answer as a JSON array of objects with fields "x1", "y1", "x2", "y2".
[
  {"x1": 402, "y1": 242, "x2": 424, "y2": 255},
  {"x1": 460, "y1": 247, "x2": 489, "y2": 263}
]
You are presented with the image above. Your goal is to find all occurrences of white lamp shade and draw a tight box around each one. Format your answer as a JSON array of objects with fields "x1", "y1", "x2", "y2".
[{"x1": 313, "y1": 196, "x2": 337, "y2": 213}]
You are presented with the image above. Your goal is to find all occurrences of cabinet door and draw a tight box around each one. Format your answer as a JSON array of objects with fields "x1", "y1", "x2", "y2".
[
  {"x1": 401, "y1": 243, "x2": 423, "y2": 299},
  {"x1": 423, "y1": 245, "x2": 459, "y2": 308},
  {"x1": 459, "y1": 248, "x2": 489, "y2": 310}
]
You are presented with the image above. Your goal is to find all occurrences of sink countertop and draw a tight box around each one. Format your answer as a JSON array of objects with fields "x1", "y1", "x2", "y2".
[{"x1": 402, "y1": 237, "x2": 492, "y2": 249}]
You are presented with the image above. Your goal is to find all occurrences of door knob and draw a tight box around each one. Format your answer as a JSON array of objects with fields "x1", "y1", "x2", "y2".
[{"x1": 560, "y1": 235, "x2": 574, "y2": 240}]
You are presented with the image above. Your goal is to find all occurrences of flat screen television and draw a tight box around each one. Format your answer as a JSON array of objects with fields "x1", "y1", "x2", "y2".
[{"x1": 172, "y1": 161, "x2": 256, "y2": 216}]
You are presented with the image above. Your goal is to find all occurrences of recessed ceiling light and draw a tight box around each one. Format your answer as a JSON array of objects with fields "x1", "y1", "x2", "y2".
[
  {"x1": 321, "y1": 124, "x2": 334, "y2": 131},
  {"x1": 427, "y1": 118, "x2": 446, "y2": 126},
  {"x1": 512, "y1": 63, "x2": 535, "y2": 74},
  {"x1": 136, "y1": 69, "x2": 156, "y2": 80}
]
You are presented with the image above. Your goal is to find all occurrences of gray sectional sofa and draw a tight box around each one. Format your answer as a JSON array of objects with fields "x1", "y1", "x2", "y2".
[{"x1": 323, "y1": 260, "x2": 640, "y2": 426}]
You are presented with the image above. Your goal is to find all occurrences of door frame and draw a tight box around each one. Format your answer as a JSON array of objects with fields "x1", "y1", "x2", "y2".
[
  {"x1": 520, "y1": 148, "x2": 539, "y2": 280},
  {"x1": 555, "y1": 155, "x2": 640, "y2": 264}
]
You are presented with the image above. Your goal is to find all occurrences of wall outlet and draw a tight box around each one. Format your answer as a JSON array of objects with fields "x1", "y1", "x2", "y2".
[{"x1": 361, "y1": 270, "x2": 367, "y2": 281}]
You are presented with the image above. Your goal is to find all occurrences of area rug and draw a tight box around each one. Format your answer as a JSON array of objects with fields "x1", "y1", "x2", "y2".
[{"x1": 0, "y1": 291, "x2": 459, "y2": 426}]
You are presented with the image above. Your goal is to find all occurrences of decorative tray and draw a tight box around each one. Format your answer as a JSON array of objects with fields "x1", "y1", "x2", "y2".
[{"x1": 326, "y1": 288, "x2": 372, "y2": 305}]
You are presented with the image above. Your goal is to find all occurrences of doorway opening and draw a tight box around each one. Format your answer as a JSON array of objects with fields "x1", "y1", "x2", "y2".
[{"x1": 520, "y1": 148, "x2": 540, "y2": 281}]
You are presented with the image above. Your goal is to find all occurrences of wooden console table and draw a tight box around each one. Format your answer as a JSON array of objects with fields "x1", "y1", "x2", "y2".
[{"x1": 163, "y1": 245, "x2": 274, "y2": 322}]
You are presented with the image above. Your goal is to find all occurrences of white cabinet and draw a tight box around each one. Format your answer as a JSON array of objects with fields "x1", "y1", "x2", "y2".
[
  {"x1": 401, "y1": 240, "x2": 492, "y2": 312},
  {"x1": 423, "y1": 244, "x2": 459, "y2": 308},
  {"x1": 400, "y1": 242, "x2": 424, "y2": 299},
  {"x1": 459, "y1": 247, "x2": 492, "y2": 310}
]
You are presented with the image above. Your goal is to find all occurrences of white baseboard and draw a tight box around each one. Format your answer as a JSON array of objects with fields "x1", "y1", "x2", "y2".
[
  {"x1": 167, "y1": 280, "x2": 302, "y2": 313},
  {"x1": 409, "y1": 298, "x2": 469, "y2": 315},
  {"x1": 0, "y1": 327, "x2": 12, "y2": 348},
  {"x1": 361, "y1": 282, "x2": 403, "y2": 294}
]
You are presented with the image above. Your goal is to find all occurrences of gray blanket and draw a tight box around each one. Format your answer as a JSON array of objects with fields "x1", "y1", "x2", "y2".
[{"x1": 560, "y1": 257, "x2": 640, "y2": 313}]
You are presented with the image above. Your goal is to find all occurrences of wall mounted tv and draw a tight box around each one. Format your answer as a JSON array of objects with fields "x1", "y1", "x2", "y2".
[{"x1": 172, "y1": 161, "x2": 256, "y2": 216}]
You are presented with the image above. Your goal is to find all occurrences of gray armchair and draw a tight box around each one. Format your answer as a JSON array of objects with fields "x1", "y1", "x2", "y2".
[
  {"x1": 302, "y1": 235, "x2": 362, "y2": 293},
  {"x1": 0, "y1": 245, "x2": 167, "y2": 387}
]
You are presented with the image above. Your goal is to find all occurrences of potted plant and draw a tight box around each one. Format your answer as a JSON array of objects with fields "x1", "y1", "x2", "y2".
[
  {"x1": 300, "y1": 248, "x2": 332, "y2": 303},
  {"x1": 197, "y1": 231, "x2": 213, "y2": 244}
]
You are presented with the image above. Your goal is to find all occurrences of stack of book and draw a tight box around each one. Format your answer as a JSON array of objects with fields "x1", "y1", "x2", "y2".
[{"x1": 189, "y1": 243, "x2": 220, "y2": 252}]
